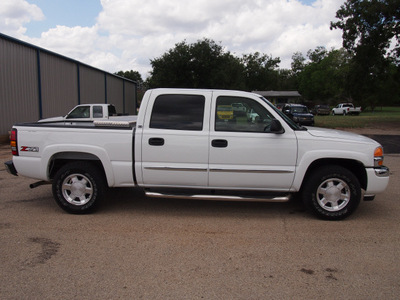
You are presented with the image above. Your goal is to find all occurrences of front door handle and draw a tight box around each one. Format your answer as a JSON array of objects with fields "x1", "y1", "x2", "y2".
[
  {"x1": 212, "y1": 139, "x2": 228, "y2": 148},
  {"x1": 149, "y1": 137, "x2": 165, "y2": 146}
]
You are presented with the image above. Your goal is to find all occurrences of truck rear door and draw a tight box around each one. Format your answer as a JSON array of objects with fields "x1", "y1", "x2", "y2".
[{"x1": 139, "y1": 90, "x2": 211, "y2": 187}]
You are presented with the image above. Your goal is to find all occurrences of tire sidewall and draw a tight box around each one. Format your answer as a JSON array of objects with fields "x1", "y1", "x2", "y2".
[
  {"x1": 52, "y1": 162, "x2": 104, "y2": 214},
  {"x1": 302, "y1": 166, "x2": 361, "y2": 220}
]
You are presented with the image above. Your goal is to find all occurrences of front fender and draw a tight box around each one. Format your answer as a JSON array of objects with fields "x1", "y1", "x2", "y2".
[{"x1": 292, "y1": 150, "x2": 368, "y2": 191}]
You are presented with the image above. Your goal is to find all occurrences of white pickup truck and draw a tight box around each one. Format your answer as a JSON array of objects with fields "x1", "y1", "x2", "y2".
[
  {"x1": 332, "y1": 103, "x2": 362, "y2": 115},
  {"x1": 5, "y1": 89, "x2": 389, "y2": 220},
  {"x1": 38, "y1": 103, "x2": 121, "y2": 123}
]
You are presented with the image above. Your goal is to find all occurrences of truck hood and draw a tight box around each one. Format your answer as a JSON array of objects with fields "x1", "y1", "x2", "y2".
[
  {"x1": 306, "y1": 127, "x2": 377, "y2": 144},
  {"x1": 293, "y1": 112, "x2": 313, "y2": 118}
]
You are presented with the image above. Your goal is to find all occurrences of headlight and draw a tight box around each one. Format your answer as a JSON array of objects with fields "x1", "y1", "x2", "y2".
[{"x1": 374, "y1": 147, "x2": 384, "y2": 166}]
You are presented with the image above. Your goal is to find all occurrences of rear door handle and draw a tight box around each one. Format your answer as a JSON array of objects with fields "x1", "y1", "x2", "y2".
[
  {"x1": 212, "y1": 139, "x2": 228, "y2": 148},
  {"x1": 149, "y1": 137, "x2": 165, "y2": 146}
]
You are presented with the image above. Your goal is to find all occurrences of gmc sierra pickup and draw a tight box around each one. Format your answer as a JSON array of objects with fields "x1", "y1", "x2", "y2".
[{"x1": 5, "y1": 89, "x2": 389, "y2": 220}]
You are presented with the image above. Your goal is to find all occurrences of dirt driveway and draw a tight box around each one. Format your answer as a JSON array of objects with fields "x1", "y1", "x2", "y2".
[{"x1": 1, "y1": 127, "x2": 399, "y2": 299}]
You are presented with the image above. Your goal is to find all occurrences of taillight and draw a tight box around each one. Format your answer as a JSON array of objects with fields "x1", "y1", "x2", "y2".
[
  {"x1": 10, "y1": 129, "x2": 18, "y2": 156},
  {"x1": 374, "y1": 146, "x2": 383, "y2": 167}
]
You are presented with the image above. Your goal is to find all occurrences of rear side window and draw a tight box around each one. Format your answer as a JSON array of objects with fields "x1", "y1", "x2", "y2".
[
  {"x1": 93, "y1": 106, "x2": 103, "y2": 118},
  {"x1": 150, "y1": 94, "x2": 205, "y2": 131}
]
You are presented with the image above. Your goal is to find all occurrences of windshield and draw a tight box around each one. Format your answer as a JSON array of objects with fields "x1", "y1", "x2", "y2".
[
  {"x1": 67, "y1": 106, "x2": 90, "y2": 119},
  {"x1": 292, "y1": 106, "x2": 308, "y2": 113},
  {"x1": 259, "y1": 97, "x2": 302, "y2": 130}
]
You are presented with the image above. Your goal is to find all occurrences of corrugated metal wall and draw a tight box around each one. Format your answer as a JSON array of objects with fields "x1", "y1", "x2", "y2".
[
  {"x1": 125, "y1": 81, "x2": 137, "y2": 114},
  {"x1": 0, "y1": 33, "x2": 137, "y2": 137},
  {"x1": 0, "y1": 37, "x2": 40, "y2": 132},
  {"x1": 106, "y1": 75, "x2": 124, "y2": 113},
  {"x1": 80, "y1": 65, "x2": 106, "y2": 104},
  {"x1": 40, "y1": 52, "x2": 79, "y2": 118}
]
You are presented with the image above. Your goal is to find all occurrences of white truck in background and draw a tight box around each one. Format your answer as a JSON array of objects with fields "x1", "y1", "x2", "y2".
[
  {"x1": 332, "y1": 103, "x2": 362, "y2": 115},
  {"x1": 38, "y1": 103, "x2": 124, "y2": 123},
  {"x1": 5, "y1": 89, "x2": 389, "y2": 220}
]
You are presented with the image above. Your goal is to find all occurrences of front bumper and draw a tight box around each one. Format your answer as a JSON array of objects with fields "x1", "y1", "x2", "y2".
[
  {"x1": 374, "y1": 166, "x2": 390, "y2": 177},
  {"x1": 365, "y1": 166, "x2": 389, "y2": 195},
  {"x1": 4, "y1": 160, "x2": 18, "y2": 176}
]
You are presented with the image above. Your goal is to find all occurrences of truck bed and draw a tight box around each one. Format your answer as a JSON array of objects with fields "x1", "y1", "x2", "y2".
[{"x1": 17, "y1": 115, "x2": 138, "y2": 129}]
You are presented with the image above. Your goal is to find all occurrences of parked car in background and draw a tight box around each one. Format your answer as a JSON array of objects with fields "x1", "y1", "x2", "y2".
[
  {"x1": 275, "y1": 103, "x2": 285, "y2": 111},
  {"x1": 232, "y1": 103, "x2": 246, "y2": 112},
  {"x1": 332, "y1": 103, "x2": 362, "y2": 115},
  {"x1": 217, "y1": 105, "x2": 234, "y2": 120},
  {"x1": 311, "y1": 104, "x2": 330, "y2": 115},
  {"x1": 282, "y1": 104, "x2": 314, "y2": 126}
]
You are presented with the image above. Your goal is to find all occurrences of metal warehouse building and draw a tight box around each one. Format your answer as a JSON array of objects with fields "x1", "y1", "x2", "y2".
[{"x1": 0, "y1": 33, "x2": 137, "y2": 140}]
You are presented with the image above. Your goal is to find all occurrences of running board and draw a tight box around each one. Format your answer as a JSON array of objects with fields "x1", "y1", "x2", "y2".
[{"x1": 145, "y1": 190, "x2": 291, "y2": 202}]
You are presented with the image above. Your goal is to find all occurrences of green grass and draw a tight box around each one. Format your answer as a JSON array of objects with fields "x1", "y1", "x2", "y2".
[{"x1": 314, "y1": 107, "x2": 400, "y2": 129}]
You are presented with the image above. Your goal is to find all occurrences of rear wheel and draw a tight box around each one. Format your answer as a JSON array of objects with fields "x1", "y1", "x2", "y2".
[
  {"x1": 52, "y1": 162, "x2": 105, "y2": 214},
  {"x1": 302, "y1": 166, "x2": 361, "y2": 220}
]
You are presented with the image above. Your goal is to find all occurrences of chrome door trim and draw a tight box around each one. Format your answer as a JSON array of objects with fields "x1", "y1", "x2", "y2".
[
  {"x1": 144, "y1": 167, "x2": 208, "y2": 172},
  {"x1": 209, "y1": 169, "x2": 294, "y2": 174}
]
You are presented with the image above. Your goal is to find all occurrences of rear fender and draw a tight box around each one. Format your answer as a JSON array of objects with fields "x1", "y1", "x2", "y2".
[{"x1": 43, "y1": 145, "x2": 114, "y2": 186}]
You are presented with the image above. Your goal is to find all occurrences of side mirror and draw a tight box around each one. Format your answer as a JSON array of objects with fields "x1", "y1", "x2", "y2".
[{"x1": 270, "y1": 119, "x2": 285, "y2": 134}]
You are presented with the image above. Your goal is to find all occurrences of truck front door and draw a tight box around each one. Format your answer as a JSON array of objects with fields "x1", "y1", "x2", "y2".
[{"x1": 209, "y1": 92, "x2": 297, "y2": 190}]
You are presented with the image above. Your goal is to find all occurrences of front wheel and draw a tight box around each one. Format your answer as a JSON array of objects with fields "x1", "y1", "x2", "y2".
[
  {"x1": 302, "y1": 166, "x2": 361, "y2": 220},
  {"x1": 52, "y1": 162, "x2": 105, "y2": 214}
]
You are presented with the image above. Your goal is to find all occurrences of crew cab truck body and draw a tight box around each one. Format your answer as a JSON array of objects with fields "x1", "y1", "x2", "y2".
[
  {"x1": 5, "y1": 89, "x2": 389, "y2": 220},
  {"x1": 332, "y1": 103, "x2": 362, "y2": 115}
]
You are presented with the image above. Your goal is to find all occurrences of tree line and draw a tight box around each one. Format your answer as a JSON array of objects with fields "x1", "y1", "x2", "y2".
[{"x1": 116, "y1": 0, "x2": 400, "y2": 109}]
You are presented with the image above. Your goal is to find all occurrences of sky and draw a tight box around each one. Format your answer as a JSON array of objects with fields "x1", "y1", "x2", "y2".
[{"x1": 1, "y1": 0, "x2": 346, "y2": 79}]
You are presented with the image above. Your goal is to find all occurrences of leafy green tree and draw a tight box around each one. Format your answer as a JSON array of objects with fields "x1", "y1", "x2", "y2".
[
  {"x1": 330, "y1": 0, "x2": 400, "y2": 108},
  {"x1": 331, "y1": 0, "x2": 400, "y2": 65},
  {"x1": 115, "y1": 70, "x2": 143, "y2": 83},
  {"x1": 275, "y1": 69, "x2": 298, "y2": 91},
  {"x1": 307, "y1": 46, "x2": 328, "y2": 64},
  {"x1": 298, "y1": 48, "x2": 352, "y2": 104},
  {"x1": 147, "y1": 39, "x2": 245, "y2": 89},
  {"x1": 291, "y1": 52, "x2": 306, "y2": 74},
  {"x1": 241, "y1": 52, "x2": 281, "y2": 91}
]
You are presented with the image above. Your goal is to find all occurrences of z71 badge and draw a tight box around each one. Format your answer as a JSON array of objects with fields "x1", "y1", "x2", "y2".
[{"x1": 20, "y1": 146, "x2": 39, "y2": 152}]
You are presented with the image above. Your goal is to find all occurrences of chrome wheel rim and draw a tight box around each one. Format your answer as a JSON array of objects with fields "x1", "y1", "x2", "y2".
[
  {"x1": 316, "y1": 178, "x2": 350, "y2": 212},
  {"x1": 62, "y1": 173, "x2": 93, "y2": 206}
]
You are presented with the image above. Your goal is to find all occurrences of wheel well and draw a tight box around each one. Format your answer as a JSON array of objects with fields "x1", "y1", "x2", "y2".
[
  {"x1": 48, "y1": 152, "x2": 105, "y2": 180},
  {"x1": 302, "y1": 158, "x2": 367, "y2": 191}
]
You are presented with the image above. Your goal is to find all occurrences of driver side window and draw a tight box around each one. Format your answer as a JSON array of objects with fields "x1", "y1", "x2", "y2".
[{"x1": 215, "y1": 96, "x2": 274, "y2": 132}]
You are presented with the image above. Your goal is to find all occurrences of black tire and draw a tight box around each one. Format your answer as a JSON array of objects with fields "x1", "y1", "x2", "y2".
[
  {"x1": 302, "y1": 165, "x2": 361, "y2": 220},
  {"x1": 52, "y1": 162, "x2": 105, "y2": 214}
]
